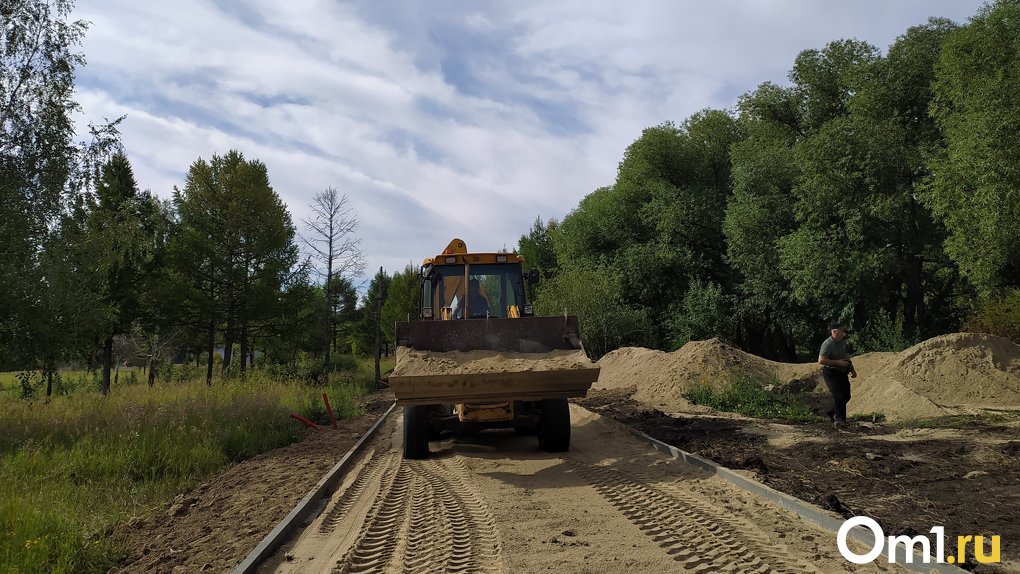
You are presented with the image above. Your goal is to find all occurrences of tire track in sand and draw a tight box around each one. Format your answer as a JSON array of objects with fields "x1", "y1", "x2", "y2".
[
  {"x1": 329, "y1": 457, "x2": 502, "y2": 574},
  {"x1": 568, "y1": 459, "x2": 818, "y2": 574},
  {"x1": 402, "y1": 459, "x2": 502, "y2": 574},
  {"x1": 318, "y1": 446, "x2": 388, "y2": 535},
  {"x1": 332, "y1": 461, "x2": 413, "y2": 574}
]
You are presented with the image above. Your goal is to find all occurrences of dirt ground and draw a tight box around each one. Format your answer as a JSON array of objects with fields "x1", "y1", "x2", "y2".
[
  {"x1": 577, "y1": 387, "x2": 1020, "y2": 574},
  {"x1": 263, "y1": 404, "x2": 902, "y2": 574}
]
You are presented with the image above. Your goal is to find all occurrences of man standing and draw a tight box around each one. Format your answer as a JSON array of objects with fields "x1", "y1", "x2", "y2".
[{"x1": 818, "y1": 323, "x2": 857, "y2": 427}]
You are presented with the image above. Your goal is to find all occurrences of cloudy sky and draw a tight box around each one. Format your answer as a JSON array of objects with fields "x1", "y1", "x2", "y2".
[{"x1": 72, "y1": 0, "x2": 985, "y2": 290}]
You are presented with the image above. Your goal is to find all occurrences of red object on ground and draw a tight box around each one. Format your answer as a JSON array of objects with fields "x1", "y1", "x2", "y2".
[
  {"x1": 289, "y1": 413, "x2": 320, "y2": 431},
  {"x1": 322, "y1": 393, "x2": 337, "y2": 429},
  {"x1": 376, "y1": 379, "x2": 389, "y2": 389}
]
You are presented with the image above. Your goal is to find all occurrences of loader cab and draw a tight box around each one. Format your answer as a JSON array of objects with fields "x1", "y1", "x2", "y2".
[{"x1": 419, "y1": 243, "x2": 534, "y2": 320}]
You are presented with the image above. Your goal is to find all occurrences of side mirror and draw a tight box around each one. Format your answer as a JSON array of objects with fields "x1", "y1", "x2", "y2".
[{"x1": 527, "y1": 268, "x2": 540, "y2": 284}]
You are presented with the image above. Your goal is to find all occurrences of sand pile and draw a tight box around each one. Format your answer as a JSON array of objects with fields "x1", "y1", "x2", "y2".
[
  {"x1": 392, "y1": 347, "x2": 596, "y2": 377},
  {"x1": 595, "y1": 334, "x2": 1020, "y2": 421},
  {"x1": 595, "y1": 338, "x2": 818, "y2": 412},
  {"x1": 847, "y1": 333, "x2": 1020, "y2": 420},
  {"x1": 891, "y1": 333, "x2": 1020, "y2": 406}
]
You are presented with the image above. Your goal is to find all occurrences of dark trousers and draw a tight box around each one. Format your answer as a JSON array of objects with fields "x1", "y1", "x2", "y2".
[{"x1": 822, "y1": 368, "x2": 851, "y2": 421}]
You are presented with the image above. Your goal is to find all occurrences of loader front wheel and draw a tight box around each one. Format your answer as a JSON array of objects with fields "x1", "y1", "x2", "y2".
[
  {"x1": 403, "y1": 405, "x2": 430, "y2": 459},
  {"x1": 537, "y1": 399, "x2": 570, "y2": 453}
]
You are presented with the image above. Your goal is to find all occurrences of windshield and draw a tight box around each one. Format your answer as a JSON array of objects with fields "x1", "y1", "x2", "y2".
[{"x1": 428, "y1": 263, "x2": 524, "y2": 319}]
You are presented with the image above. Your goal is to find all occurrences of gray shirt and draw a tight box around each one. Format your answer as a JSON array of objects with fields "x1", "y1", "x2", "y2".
[
  {"x1": 819, "y1": 336, "x2": 849, "y2": 360},
  {"x1": 819, "y1": 336, "x2": 850, "y2": 371}
]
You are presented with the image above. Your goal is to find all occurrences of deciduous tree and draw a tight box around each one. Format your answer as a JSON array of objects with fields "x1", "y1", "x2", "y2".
[
  {"x1": 303, "y1": 187, "x2": 364, "y2": 366},
  {"x1": 0, "y1": 0, "x2": 119, "y2": 367}
]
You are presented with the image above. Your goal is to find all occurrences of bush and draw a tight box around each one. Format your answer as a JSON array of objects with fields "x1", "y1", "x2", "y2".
[
  {"x1": 330, "y1": 354, "x2": 360, "y2": 373},
  {"x1": 665, "y1": 280, "x2": 730, "y2": 348},
  {"x1": 297, "y1": 353, "x2": 328, "y2": 385},
  {"x1": 123, "y1": 370, "x2": 140, "y2": 386},
  {"x1": 684, "y1": 371, "x2": 820, "y2": 422},
  {"x1": 857, "y1": 309, "x2": 917, "y2": 353},
  {"x1": 965, "y1": 289, "x2": 1020, "y2": 343},
  {"x1": 263, "y1": 360, "x2": 300, "y2": 381},
  {"x1": 534, "y1": 265, "x2": 650, "y2": 359},
  {"x1": 17, "y1": 371, "x2": 40, "y2": 400}
]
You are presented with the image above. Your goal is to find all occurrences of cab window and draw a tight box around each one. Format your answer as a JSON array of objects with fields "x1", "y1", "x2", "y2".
[{"x1": 465, "y1": 264, "x2": 523, "y2": 318}]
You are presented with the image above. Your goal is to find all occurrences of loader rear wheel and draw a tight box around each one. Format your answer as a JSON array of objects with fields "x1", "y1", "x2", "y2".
[
  {"x1": 403, "y1": 405, "x2": 430, "y2": 459},
  {"x1": 537, "y1": 399, "x2": 570, "y2": 452}
]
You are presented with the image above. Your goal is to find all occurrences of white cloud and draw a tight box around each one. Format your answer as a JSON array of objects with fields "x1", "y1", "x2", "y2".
[{"x1": 72, "y1": 0, "x2": 985, "y2": 289}]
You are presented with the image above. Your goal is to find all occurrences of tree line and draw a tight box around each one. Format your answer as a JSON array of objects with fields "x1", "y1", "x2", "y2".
[
  {"x1": 520, "y1": 0, "x2": 1020, "y2": 360},
  {"x1": 1, "y1": 1, "x2": 380, "y2": 392}
]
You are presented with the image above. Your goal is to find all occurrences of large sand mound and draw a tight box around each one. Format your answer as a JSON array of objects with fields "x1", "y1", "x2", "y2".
[
  {"x1": 891, "y1": 333, "x2": 1020, "y2": 406},
  {"x1": 595, "y1": 333, "x2": 1020, "y2": 421}
]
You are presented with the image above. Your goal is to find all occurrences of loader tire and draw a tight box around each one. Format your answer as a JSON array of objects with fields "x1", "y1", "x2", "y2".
[
  {"x1": 537, "y1": 398, "x2": 570, "y2": 452},
  {"x1": 403, "y1": 405, "x2": 430, "y2": 459}
]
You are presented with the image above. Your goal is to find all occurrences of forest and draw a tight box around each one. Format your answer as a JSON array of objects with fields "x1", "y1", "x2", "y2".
[{"x1": 521, "y1": 0, "x2": 1020, "y2": 360}]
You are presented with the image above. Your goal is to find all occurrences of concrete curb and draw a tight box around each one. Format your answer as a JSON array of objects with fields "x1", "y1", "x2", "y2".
[
  {"x1": 232, "y1": 402, "x2": 396, "y2": 574},
  {"x1": 625, "y1": 424, "x2": 969, "y2": 574}
]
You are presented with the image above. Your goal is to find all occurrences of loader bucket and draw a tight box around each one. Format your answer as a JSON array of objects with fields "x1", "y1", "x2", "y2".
[{"x1": 389, "y1": 316, "x2": 600, "y2": 405}]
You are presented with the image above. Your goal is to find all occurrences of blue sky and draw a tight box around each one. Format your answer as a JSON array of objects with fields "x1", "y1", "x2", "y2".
[{"x1": 72, "y1": 0, "x2": 987, "y2": 291}]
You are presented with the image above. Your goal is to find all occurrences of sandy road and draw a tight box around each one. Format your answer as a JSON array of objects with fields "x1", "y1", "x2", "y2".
[{"x1": 262, "y1": 405, "x2": 900, "y2": 574}]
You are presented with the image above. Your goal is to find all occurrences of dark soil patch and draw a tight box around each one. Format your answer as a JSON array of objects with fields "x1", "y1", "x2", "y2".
[{"x1": 577, "y1": 388, "x2": 1020, "y2": 573}]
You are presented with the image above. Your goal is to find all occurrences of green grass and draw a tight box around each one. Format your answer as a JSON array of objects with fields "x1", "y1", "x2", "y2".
[
  {"x1": 0, "y1": 372, "x2": 15, "y2": 395},
  {"x1": 684, "y1": 371, "x2": 822, "y2": 423},
  {"x1": 0, "y1": 368, "x2": 147, "y2": 401},
  {"x1": 0, "y1": 358, "x2": 377, "y2": 574}
]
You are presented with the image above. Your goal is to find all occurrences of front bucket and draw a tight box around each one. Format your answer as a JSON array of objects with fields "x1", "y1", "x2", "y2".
[{"x1": 389, "y1": 316, "x2": 600, "y2": 405}]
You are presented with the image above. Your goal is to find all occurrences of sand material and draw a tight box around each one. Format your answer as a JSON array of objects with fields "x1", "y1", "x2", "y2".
[
  {"x1": 268, "y1": 406, "x2": 895, "y2": 574},
  {"x1": 890, "y1": 332, "x2": 1020, "y2": 406},
  {"x1": 595, "y1": 334, "x2": 1020, "y2": 421},
  {"x1": 392, "y1": 347, "x2": 596, "y2": 377}
]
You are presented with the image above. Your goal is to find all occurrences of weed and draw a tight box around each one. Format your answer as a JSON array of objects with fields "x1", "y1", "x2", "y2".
[{"x1": 684, "y1": 371, "x2": 822, "y2": 423}]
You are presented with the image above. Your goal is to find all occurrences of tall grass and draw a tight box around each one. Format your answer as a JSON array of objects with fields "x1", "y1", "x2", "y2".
[
  {"x1": 684, "y1": 371, "x2": 821, "y2": 423},
  {"x1": 0, "y1": 359, "x2": 379, "y2": 574}
]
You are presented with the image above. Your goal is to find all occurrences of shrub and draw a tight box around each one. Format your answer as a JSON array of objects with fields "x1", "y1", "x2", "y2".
[
  {"x1": 684, "y1": 371, "x2": 820, "y2": 422},
  {"x1": 665, "y1": 280, "x2": 730, "y2": 348},
  {"x1": 330, "y1": 354, "x2": 360, "y2": 373},
  {"x1": 857, "y1": 309, "x2": 916, "y2": 353},
  {"x1": 965, "y1": 289, "x2": 1020, "y2": 343},
  {"x1": 17, "y1": 371, "x2": 40, "y2": 400}
]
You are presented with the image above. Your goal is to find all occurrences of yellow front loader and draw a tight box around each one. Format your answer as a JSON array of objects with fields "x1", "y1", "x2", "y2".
[{"x1": 390, "y1": 238, "x2": 600, "y2": 459}]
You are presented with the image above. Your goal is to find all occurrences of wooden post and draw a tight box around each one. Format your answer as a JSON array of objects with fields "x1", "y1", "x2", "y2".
[{"x1": 374, "y1": 266, "x2": 383, "y2": 384}]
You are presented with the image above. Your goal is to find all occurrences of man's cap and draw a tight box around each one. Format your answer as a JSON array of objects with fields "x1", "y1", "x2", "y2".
[{"x1": 829, "y1": 323, "x2": 850, "y2": 332}]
